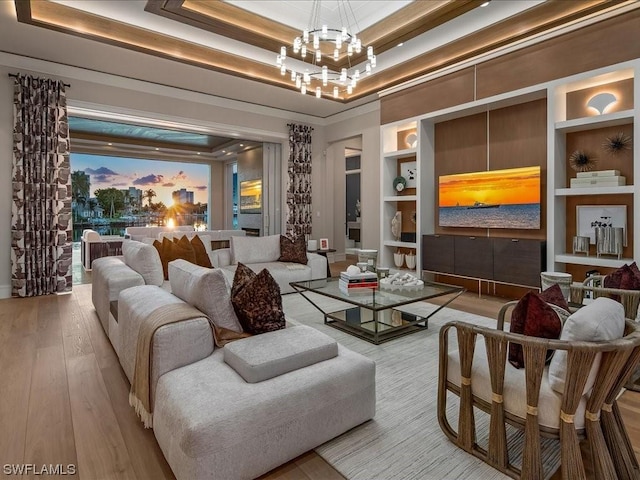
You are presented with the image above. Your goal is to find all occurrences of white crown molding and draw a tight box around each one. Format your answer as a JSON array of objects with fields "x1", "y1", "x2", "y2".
[{"x1": 378, "y1": 1, "x2": 640, "y2": 98}]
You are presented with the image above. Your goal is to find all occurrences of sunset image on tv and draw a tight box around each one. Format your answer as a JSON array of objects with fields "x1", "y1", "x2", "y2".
[{"x1": 438, "y1": 166, "x2": 541, "y2": 229}]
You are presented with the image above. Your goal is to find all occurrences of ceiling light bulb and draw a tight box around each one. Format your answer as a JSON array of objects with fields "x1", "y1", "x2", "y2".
[
  {"x1": 295, "y1": 75, "x2": 302, "y2": 88},
  {"x1": 280, "y1": 46, "x2": 286, "y2": 59},
  {"x1": 316, "y1": 87, "x2": 322, "y2": 98},
  {"x1": 371, "y1": 55, "x2": 376, "y2": 67},
  {"x1": 316, "y1": 49, "x2": 321, "y2": 62},
  {"x1": 333, "y1": 86, "x2": 339, "y2": 98},
  {"x1": 366, "y1": 63, "x2": 371, "y2": 74},
  {"x1": 347, "y1": 44, "x2": 353, "y2": 56},
  {"x1": 341, "y1": 27, "x2": 347, "y2": 40},
  {"x1": 291, "y1": 70, "x2": 296, "y2": 81},
  {"x1": 303, "y1": 29, "x2": 309, "y2": 43},
  {"x1": 301, "y1": 84, "x2": 307, "y2": 95},
  {"x1": 304, "y1": 71, "x2": 311, "y2": 83},
  {"x1": 313, "y1": 34, "x2": 319, "y2": 49},
  {"x1": 354, "y1": 69, "x2": 360, "y2": 79},
  {"x1": 301, "y1": 45, "x2": 307, "y2": 58},
  {"x1": 367, "y1": 46, "x2": 373, "y2": 59},
  {"x1": 340, "y1": 68, "x2": 347, "y2": 82},
  {"x1": 322, "y1": 65, "x2": 328, "y2": 86},
  {"x1": 276, "y1": 54, "x2": 282, "y2": 66},
  {"x1": 355, "y1": 39, "x2": 362, "y2": 54},
  {"x1": 334, "y1": 48, "x2": 339, "y2": 61},
  {"x1": 347, "y1": 84, "x2": 353, "y2": 95},
  {"x1": 322, "y1": 25, "x2": 328, "y2": 38},
  {"x1": 280, "y1": 64, "x2": 286, "y2": 75},
  {"x1": 335, "y1": 35, "x2": 342, "y2": 49}
]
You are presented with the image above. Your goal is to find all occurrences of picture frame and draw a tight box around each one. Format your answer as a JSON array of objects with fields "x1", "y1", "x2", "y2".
[
  {"x1": 576, "y1": 205, "x2": 627, "y2": 245},
  {"x1": 319, "y1": 238, "x2": 329, "y2": 250},
  {"x1": 239, "y1": 179, "x2": 262, "y2": 214},
  {"x1": 400, "y1": 161, "x2": 417, "y2": 188}
]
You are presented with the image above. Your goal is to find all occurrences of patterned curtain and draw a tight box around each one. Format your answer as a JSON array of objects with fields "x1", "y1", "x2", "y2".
[
  {"x1": 11, "y1": 75, "x2": 72, "y2": 297},
  {"x1": 286, "y1": 124, "x2": 313, "y2": 238}
]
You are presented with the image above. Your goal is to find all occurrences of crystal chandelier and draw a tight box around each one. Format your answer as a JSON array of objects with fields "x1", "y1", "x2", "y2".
[{"x1": 275, "y1": 0, "x2": 376, "y2": 99}]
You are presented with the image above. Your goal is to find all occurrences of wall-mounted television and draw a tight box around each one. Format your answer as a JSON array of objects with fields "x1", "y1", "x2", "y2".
[{"x1": 438, "y1": 166, "x2": 541, "y2": 229}]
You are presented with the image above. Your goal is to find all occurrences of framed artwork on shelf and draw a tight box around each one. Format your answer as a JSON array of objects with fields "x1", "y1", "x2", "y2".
[
  {"x1": 319, "y1": 238, "x2": 329, "y2": 250},
  {"x1": 576, "y1": 205, "x2": 627, "y2": 245},
  {"x1": 400, "y1": 161, "x2": 417, "y2": 188}
]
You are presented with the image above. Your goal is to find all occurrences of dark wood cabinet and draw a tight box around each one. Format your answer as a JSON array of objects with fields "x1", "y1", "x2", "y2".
[
  {"x1": 454, "y1": 236, "x2": 493, "y2": 279},
  {"x1": 493, "y1": 238, "x2": 545, "y2": 287},
  {"x1": 422, "y1": 235, "x2": 454, "y2": 274},
  {"x1": 422, "y1": 234, "x2": 545, "y2": 288}
]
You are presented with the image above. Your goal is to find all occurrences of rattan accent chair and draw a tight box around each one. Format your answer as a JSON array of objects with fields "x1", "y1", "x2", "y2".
[{"x1": 438, "y1": 300, "x2": 640, "y2": 480}]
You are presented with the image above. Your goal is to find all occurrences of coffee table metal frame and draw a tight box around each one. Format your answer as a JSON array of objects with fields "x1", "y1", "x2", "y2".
[{"x1": 290, "y1": 278, "x2": 465, "y2": 344}]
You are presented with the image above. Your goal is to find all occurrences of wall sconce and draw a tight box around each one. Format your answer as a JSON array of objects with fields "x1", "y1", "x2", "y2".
[
  {"x1": 587, "y1": 92, "x2": 617, "y2": 115},
  {"x1": 405, "y1": 132, "x2": 417, "y2": 149}
]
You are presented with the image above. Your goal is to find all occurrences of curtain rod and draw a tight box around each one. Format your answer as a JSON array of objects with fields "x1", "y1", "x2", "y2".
[{"x1": 8, "y1": 73, "x2": 71, "y2": 88}]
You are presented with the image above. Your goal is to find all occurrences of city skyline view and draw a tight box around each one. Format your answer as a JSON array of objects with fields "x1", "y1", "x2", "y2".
[{"x1": 71, "y1": 153, "x2": 210, "y2": 205}]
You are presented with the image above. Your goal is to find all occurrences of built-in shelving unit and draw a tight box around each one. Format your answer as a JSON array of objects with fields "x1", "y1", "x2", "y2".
[
  {"x1": 381, "y1": 58, "x2": 639, "y2": 282},
  {"x1": 548, "y1": 63, "x2": 639, "y2": 272}
]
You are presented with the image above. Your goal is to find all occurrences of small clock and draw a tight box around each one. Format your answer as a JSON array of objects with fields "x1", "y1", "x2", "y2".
[{"x1": 393, "y1": 176, "x2": 407, "y2": 192}]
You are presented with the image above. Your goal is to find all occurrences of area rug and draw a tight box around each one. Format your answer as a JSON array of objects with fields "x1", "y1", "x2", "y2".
[{"x1": 282, "y1": 293, "x2": 515, "y2": 480}]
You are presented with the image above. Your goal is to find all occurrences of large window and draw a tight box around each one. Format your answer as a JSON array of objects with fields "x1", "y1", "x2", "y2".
[{"x1": 71, "y1": 153, "x2": 210, "y2": 240}]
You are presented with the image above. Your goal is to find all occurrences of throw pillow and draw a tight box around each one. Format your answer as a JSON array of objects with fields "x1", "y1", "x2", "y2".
[
  {"x1": 279, "y1": 235, "x2": 308, "y2": 264},
  {"x1": 604, "y1": 263, "x2": 640, "y2": 291},
  {"x1": 212, "y1": 324, "x2": 252, "y2": 348},
  {"x1": 158, "y1": 236, "x2": 197, "y2": 279},
  {"x1": 548, "y1": 297, "x2": 625, "y2": 394},
  {"x1": 190, "y1": 235, "x2": 213, "y2": 268},
  {"x1": 231, "y1": 264, "x2": 285, "y2": 334},
  {"x1": 508, "y1": 286, "x2": 566, "y2": 369}
]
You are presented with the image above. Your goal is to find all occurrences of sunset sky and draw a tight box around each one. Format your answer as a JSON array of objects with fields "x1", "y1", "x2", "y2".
[
  {"x1": 439, "y1": 166, "x2": 540, "y2": 207},
  {"x1": 71, "y1": 154, "x2": 210, "y2": 205}
]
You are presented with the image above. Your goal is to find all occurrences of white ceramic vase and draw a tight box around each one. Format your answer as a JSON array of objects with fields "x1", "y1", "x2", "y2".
[
  {"x1": 405, "y1": 253, "x2": 416, "y2": 270},
  {"x1": 393, "y1": 252, "x2": 405, "y2": 268}
]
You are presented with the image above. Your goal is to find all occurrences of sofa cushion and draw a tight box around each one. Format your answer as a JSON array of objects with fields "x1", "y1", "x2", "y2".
[
  {"x1": 122, "y1": 240, "x2": 164, "y2": 286},
  {"x1": 508, "y1": 285, "x2": 566, "y2": 368},
  {"x1": 169, "y1": 259, "x2": 243, "y2": 333},
  {"x1": 230, "y1": 234, "x2": 280, "y2": 264},
  {"x1": 223, "y1": 326, "x2": 338, "y2": 383},
  {"x1": 231, "y1": 264, "x2": 285, "y2": 334},
  {"x1": 548, "y1": 297, "x2": 625, "y2": 394},
  {"x1": 190, "y1": 235, "x2": 213, "y2": 268},
  {"x1": 279, "y1": 235, "x2": 308, "y2": 264}
]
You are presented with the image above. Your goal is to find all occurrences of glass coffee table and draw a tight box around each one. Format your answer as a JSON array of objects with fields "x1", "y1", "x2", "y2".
[{"x1": 290, "y1": 278, "x2": 465, "y2": 344}]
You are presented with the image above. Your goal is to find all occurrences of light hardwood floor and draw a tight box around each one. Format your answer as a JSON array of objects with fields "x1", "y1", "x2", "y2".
[{"x1": 0, "y1": 256, "x2": 638, "y2": 479}]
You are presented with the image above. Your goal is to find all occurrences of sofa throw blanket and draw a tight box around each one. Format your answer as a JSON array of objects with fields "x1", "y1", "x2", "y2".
[{"x1": 129, "y1": 303, "x2": 203, "y2": 428}]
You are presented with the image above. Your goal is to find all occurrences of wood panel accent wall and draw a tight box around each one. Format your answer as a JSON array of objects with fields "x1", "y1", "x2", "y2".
[
  {"x1": 380, "y1": 10, "x2": 640, "y2": 123},
  {"x1": 434, "y1": 112, "x2": 487, "y2": 237},
  {"x1": 476, "y1": 10, "x2": 640, "y2": 99},
  {"x1": 380, "y1": 68, "x2": 475, "y2": 125},
  {"x1": 434, "y1": 99, "x2": 546, "y2": 239},
  {"x1": 566, "y1": 78, "x2": 635, "y2": 120}
]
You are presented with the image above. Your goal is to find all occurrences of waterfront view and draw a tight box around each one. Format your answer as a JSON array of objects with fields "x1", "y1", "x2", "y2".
[{"x1": 71, "y1": 153, "x2": 210, "y2": 240}]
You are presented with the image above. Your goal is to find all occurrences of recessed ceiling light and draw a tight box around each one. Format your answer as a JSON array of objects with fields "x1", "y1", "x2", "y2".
[
  {"x1": 240, "y1": 144, "x2": 244, "y2": 147},
  {"x1": 155, "y1": 147, "x2": 160, "y2": 151},
  {"x1": 222, "y1": 150, "x2": 226, "y2": 153},
  {"x1": 107, "y1": 142, "x2": 113, "y2": 146},
  {"x1": 197, "y1": 152, "x2": 201, "y2": 155},
  {"x1": 397, "y1": 42, "x2": 404, "y2": 47},
  {"x1": 480, "y1": 1, "x2": 490, "y2": 6}
]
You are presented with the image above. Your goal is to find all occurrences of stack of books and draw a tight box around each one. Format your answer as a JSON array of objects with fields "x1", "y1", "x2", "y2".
[
  {"x1": 339, "y1": 271, "x2": 378, "y2": 294},
  {"x1": 570, "y1": 170, "x2": 626, "y2": 188}
]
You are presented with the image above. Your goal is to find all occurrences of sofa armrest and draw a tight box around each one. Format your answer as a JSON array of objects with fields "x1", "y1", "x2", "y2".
[
  {"x1": 307, "y1": 252, "x2": 328, "y2": 280},
  {"x1": 92, "y1": 256, "x2": 145, "y2": 332},
  {"x1": 210, "y1": 247, "x2": 232, "y2": 267}
]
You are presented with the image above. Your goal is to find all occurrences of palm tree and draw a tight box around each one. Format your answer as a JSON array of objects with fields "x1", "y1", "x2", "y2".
[
  {"x1": 71, "y1": 170, "x2": 90, "y2": 221},
  {"x1": 144, "y1": 189, "x2": 156, "y2": 207},
  {"x1": 87, "y1": 199, "x2": 97, "y2": 218}
]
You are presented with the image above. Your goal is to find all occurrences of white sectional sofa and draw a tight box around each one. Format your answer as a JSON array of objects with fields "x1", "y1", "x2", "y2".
[{"x1": 98, "y1": 259, "x2": 376, "y2": 480}]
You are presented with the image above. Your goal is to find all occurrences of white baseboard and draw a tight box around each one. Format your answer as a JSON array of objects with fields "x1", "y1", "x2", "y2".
[{"x1": 0, "y1": 285, "x2": 11, "y2": 299}]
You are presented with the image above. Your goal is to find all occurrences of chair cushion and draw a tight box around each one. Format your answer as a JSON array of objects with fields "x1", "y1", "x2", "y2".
[
  {"x1": 230, "y1": 234, "x2": 280, "y2": 264},
  {"x1": 447, "y1": 339, "x2": 587, "y2": 430},
  {"x1": 231, "y1": 263, "x2": 285, "y2": 334},
  {"x1": 508, "y1": 285, "x2": 566, "y2": 368},
  {"x1": 122, "y1": 240, "x2": 164, "y2": 286},
  {"x1": 223, "y1": 326, "x2": 338, "y2": 383},
  {"x1": 548, "y1": 297, "x2": 625, "y2": 394},
  {"x1": 279, "y1": 235, "x2": 308, "y2": 264},
  {"x1": 169, "y1": 259, "x2": 243, "y2": 333}
]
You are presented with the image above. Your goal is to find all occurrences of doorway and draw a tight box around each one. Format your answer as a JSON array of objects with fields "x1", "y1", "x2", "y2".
[{"x1": 345, "y1": 151, "x2": 361, "y2": 254}]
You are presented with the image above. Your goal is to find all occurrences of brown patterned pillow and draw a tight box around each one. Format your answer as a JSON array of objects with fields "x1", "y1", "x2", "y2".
[
  {"x1": 190, "y1": 235, "x2": 213, "y2": 268},
  {"x1": 231, "y1": 263, "x2": 285, "y2": 334},
  {"x1": 279, "y1": 235, "x2": 308, "y2": 264}
]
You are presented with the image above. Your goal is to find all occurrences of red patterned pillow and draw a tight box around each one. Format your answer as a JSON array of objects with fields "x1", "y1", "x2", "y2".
[
  {"x1": 279, "y1": 235, "x2": 308, "y2": 264},
  {"x1": 508, "y1": 288, "x2": 564, "y2": 369},
  {"x1": 231, "y1": 263, "x2": 285, "y2": 334},
  {"x1": 604, "y1": 264, "x2": 640, "y2": 291}
]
